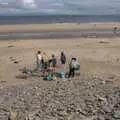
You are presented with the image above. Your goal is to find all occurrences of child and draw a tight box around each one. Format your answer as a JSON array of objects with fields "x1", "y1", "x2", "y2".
[
  {"x1": 42, "y1": 52, "x2": 49, "y2": 70},
  {"x1": 51, "y1": 54, "x2": 57, "y2": 72}
]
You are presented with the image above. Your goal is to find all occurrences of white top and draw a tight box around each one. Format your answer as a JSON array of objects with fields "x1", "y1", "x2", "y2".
[
  {"x1": 37, "y1": 54, "x2": 42, "y2": 60},
  {"x1": 37, "y1": 54, "x2": 42, "y2": 64},
  {"x1": 71, "y1": 60, "x2": 80, "y2": 69}
]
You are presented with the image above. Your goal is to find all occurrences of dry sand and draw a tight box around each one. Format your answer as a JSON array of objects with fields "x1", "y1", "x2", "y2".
[
  {"x1": 0, "y1": 23, "x2": 120, "y2": 33},
  {"x1": 0, "y1": 33, "x2": 120, "y2": 119},
  {"x1": 0, "y1": 37, "x2": 120, "y2": 87}
]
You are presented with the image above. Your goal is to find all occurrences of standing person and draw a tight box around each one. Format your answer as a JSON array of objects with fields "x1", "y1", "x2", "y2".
[
  {"x1": 42, "y1": 52, "x2": 49, "y2": 70},
  {"x1": 113, "y1": 26, "x2": 117, "y2": 35},
  {"x1": 68, "y1": 58, "x2": 80, "y2": 78},
  {"x1": 60, "y1": 52, "x2": 66, "y2": 67},
  {"x1": 51, "y1": 54, "x2": 57, "y2": 72},
  {"x1": 36, "y1": 51, "x2": 42, "y2": 71}
]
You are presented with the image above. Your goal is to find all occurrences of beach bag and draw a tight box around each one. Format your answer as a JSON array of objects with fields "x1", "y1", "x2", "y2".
[
  {"x1": 47, "y1": 75, "x2": 53, "y2": 81},
  {"x1": 47, "y1": 75, "x2": 56, "y2": 81},
  {"x1": 75, "y1": 63, "x2": 80, "y2": 71},
  {"x1": 47, "y1": 72, "x2": 56, "y2": 80},
  {"x1": 60, "y1": 72, "x2": 65, "y2": 79}
]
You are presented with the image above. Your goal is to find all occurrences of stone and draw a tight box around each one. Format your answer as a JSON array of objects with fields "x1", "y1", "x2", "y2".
[{"x1": 113, "y1": 110, "x2": 120, "y2": 119}]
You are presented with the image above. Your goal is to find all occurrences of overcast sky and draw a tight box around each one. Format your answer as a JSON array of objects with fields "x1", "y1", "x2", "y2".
[{"x1": 0, "y1": 0, "x2": 120, "y2": 15}]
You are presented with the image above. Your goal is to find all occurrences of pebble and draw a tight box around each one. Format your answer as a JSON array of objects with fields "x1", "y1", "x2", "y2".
[{"x1": 0, "y1": 76, "x2": 119, "y2": 120}]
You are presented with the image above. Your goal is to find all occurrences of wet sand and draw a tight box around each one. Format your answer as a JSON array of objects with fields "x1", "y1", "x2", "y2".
[{"x1": 0, "y1": 23, "x2": 120, "y2": 40}]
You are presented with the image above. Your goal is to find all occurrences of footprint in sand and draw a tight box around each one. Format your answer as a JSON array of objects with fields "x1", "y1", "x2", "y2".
[{"x1": 9, "y1": 57, "x2": 20, "y2": 64}]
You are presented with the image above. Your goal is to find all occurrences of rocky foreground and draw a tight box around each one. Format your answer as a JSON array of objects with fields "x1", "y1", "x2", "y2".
[{"x1": 0, "y1": 75, "x2": 120, "y2": 120}]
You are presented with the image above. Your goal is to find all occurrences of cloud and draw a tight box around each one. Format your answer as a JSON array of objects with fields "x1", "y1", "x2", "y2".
[
  {"x1": 22, "y1": 0, "x2": 36, "y2": 9},
  {"x1": 0, "y1": 0, "x2": 120, "y2": 14}
]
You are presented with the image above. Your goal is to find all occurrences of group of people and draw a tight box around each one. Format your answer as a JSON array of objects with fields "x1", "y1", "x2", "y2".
[
  {"x1": 36, "y1": 51, "x2": 66, "y2": 72},
  {"x1": 36, "y1": 50, "x2": 80, "y2": 79}
]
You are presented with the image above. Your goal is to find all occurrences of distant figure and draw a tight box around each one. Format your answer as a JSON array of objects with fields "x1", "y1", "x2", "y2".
[
  {"x1": 68, "y1": 58, "x2": 80, "y2": 78},
  {"x1": 51, "y1": 54, "x2": 57, "y2": 72},
  {"x1": 113, "y1": 27, "x2": 117, "y2": 34},
  {"x1": 36, "y1": 51, "x2": 42, "y2": 71},
  {"x1": 60, "y1": 52, "x2": 66, "y2": 67}
]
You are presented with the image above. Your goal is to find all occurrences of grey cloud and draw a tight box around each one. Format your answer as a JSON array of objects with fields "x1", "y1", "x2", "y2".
[{"x1": 0, "y1": 0, "x2": 120, "y2": 14}]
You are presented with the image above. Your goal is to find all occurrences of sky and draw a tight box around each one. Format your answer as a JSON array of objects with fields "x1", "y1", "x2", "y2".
[{"x1": 0, "y1": 0, "x2": 120, "y2": 15}]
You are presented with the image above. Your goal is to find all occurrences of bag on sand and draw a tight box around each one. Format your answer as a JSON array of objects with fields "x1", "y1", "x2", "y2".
[
  {"x1": 47, "y1": 72, "x2": 56, "y2": 80},
  {"x1": 75, "y1": 64, "x2": 80, "y2": 70},
  {"x1": 60, "y1": 72, "x2": 65, "y2": 79}
]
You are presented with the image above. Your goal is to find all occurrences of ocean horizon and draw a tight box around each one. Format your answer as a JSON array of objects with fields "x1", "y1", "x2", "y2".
[{"x1": 0, "y1": 15, "x2": 120, "y2": 25}]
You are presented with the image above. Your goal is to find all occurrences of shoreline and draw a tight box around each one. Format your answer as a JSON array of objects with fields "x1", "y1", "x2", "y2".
[
  {"x1": 0, "y1": 30, "x2": 119, "y2": 40},
  {"x1": 0, "y1": 23, "x2": 119, "y2": 40}
]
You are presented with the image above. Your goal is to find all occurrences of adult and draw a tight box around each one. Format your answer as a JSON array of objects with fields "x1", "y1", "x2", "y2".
[
  {"x1": 113, "y1": 26, "x2": 117, "y2": 35},
  {"x1": 60, "y1": 52, "x2": 66, "y2": 67},
  {"x1": 51, "y1": 54, "x2": 57, "y2": 72},
  {"x1": 36, "y1": 51, "x2": 42, "y2": 71},
  {"x1": 68, "y1": 58, "x2": 80, "y2": 78}
]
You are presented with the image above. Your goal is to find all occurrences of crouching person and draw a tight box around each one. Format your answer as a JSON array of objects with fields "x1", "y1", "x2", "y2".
[{"x1": 68, "y1": 57, "x2": 80, "y2": 78}]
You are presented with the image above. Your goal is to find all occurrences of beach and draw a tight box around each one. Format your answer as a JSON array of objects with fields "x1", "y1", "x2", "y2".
[
  {"x1": 0, "y1": 23, "x2": 120, "y2": 40},
  {"x1": 0, "y1": 23, "x2": 120, "y2": 119},
  {"x1": 0, "y1": 23, "x2": 120, "y2": 33},
  {"x1": 0, "y1": 36, "x2": 120, "y2": 86}
]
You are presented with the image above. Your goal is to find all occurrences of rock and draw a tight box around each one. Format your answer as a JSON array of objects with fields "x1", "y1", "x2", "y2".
[
  {"x1": 14, "y1": 61, "x2": 19, "y2": 64},
  {"x1": 96, "y1": 116, "x2": 105, "y2": 120},
  {"x1": 113, "y1": 110, "x2": 120, "y2": 119},
  {"x1": 8, "y1": 45, "x2": 14, "y2": 48},
  {"x1": 97, "y1": 96, "x2": 107, "y2": 102},
  {"x1": 102, "y1": 105, "x2": 112, "y2": 113},
  {"x1": 0, "y1": 75, "x2": 119, "y2": 120}
]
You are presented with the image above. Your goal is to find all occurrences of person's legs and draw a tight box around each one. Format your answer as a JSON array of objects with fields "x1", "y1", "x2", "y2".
[
  {"x1": 61, "y1": 61, "x2": 66, "y2": 68},
  {"x1": 36, "y1": 62, "x2": 39, "y2": 70},
  {"x1": 37, "y1": 62, "x2": 41, "y2": 71},
  {"x1": 71, "y1": 68, "x2": 75, "y2": 77},
  {"x1": 68, "y1": 68, "x2": 72, "y2": 78},
  {"x1": 52, "y1": 64, "x2": 56, "y2": 73}
]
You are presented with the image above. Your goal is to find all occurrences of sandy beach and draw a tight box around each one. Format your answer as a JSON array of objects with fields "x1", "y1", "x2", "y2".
[
  {"x1": 0, "y1": 23, "x2": 120, "y2": 33},
  {"x1": 0, "y1": 24, "x2": 120, "y2": 119},
  {"x1": 0, "y1": 36, "x2": 120, "y2": 86}
]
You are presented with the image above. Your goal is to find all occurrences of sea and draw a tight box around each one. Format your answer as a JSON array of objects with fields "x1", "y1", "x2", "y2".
[
  {"x1": 1, "y1": 15, "x2": 120, "y2": 25},
  {"x1": 0, "y1": 15, "x2": 120, "y2": 39}
]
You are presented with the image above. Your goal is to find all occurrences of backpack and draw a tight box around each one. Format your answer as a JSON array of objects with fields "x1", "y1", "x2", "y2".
[{"x1": 75, "y1": 63, "x2": 80, "y2": 70}]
